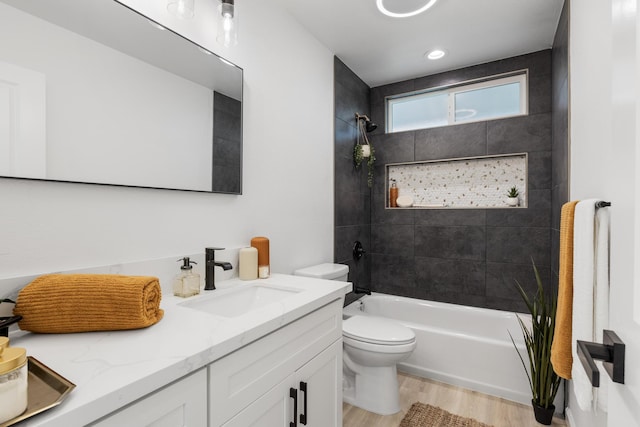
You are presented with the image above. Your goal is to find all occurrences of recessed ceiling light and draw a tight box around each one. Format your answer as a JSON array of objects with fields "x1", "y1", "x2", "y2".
[
  {"x1": 376, "y1": 0, "x2": 438, "y2": 18},
  {"x1": 426, "y1": 49, "x2": 446, "y2": 60}
]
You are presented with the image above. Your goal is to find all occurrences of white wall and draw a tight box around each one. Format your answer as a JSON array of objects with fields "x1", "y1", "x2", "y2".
[
  {"x1": 568, "y1": 0, "x2": 638, "y2": 426},
  {"x1": 0, "y1": 0, "x2": 335, "y2": 280},
  {"x1": 567, "y1": 1, "x2": 611, "y2": 425}
]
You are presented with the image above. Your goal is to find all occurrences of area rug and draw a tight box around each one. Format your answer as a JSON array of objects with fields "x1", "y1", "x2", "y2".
[{"x1": 399, "y1": 402, "x2": 492, "y2": 427}]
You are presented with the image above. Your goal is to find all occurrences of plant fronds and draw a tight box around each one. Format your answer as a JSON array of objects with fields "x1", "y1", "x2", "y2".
[{"x1": 510, "y1": 260, "x2": 561, "y2": 409}]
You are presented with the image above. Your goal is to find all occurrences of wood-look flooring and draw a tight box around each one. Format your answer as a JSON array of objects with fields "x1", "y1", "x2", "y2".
[{"x1": 343, "y1": 372, "x2": 567, "y2": 427}]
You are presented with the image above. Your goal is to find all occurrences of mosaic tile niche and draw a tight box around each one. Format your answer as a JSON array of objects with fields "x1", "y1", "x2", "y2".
[{"x1": 386, "y1": 153, "x2": 527, "y2": 209}]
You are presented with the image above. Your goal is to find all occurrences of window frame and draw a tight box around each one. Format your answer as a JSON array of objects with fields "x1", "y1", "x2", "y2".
[{"x1": 386, "y1": 70, "x2": 529, "y2": 133}]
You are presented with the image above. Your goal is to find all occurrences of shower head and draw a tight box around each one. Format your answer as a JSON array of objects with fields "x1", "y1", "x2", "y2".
[
  {"x1": 365, "y1": 121, "x2": 378, "y2": 133},
  {"x1": 355, "y1": 113, "x2": 378, "y2": 132}
]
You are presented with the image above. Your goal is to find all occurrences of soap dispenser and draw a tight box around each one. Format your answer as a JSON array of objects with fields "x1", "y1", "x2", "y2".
[{"x1": 173, "y1": 257, "x2": 200, "y2": 298}]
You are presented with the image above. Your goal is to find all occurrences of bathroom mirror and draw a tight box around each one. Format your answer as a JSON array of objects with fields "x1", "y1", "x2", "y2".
[{"x1": 0, "y1": 0, "x2": 243, "y2": 193}]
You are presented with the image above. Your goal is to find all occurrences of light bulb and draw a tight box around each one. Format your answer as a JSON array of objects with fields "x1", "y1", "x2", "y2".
[
  {"x1": 217, "y1": 0, "x2": 238, "y2": 47},
  {"x1": 167, "y1": 0, "x2": 194, "y2": 19}
]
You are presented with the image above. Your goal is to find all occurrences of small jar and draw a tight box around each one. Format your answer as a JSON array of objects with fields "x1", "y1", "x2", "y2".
[{"x1": 0, "y1": 337, "x2": 28, "y2": 424}]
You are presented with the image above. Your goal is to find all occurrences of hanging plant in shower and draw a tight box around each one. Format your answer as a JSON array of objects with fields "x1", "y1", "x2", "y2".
[{"x1": 354, "y1": 113, "x2": 377, "y2": 187}]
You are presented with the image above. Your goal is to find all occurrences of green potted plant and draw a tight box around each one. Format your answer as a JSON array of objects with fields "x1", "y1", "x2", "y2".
[
  {"x1": 509, "y1": 262, "x2": 561, "y2": 425},
  {"x1": 506, "y1": 186, "x2": 519, "y2": 206},
  {"x1": 354, "y1": 143, "x2": 376, "y2": 188}
]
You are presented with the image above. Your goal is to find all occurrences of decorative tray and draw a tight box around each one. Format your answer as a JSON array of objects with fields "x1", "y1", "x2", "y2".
[{"x1": 0, "y1": 357, "x2": 75, "y2": 427}]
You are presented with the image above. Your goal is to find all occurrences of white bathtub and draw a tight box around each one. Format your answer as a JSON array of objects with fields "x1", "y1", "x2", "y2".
[{"x1": 343, "y1": 293, "x2": 542, "y2": 406}]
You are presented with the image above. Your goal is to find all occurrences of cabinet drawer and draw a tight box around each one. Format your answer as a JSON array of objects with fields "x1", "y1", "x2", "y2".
[
  {"x1": 90, "y1": 369, "x2": 207, "y2": 427},
  {"x1": 209, "y1": 299, "x2": 342, "y2": 426}
]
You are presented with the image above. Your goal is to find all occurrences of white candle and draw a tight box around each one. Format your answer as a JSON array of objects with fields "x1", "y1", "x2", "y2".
[{"x1": 238, "y1": 247, "x2": 258, "y2": 280}]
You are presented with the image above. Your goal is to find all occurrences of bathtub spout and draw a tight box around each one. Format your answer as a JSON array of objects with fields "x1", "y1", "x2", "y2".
[{"x1": 353, "y1": 285, "x2": 371, "y2": 295}]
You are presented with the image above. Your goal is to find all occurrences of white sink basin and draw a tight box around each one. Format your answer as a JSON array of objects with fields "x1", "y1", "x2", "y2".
[{"x1": 181, "y1": 284, "x2": 301, "y2": 318}]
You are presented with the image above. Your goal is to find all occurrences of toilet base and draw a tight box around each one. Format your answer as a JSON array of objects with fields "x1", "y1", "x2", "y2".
[{"x1": 343, "y1": 364, "x2": 401, "y2": 415}]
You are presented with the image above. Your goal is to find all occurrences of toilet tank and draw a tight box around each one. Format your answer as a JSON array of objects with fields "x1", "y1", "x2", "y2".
[{"x1": 293, "y1": 263, "x2": 349, "y2": 281}]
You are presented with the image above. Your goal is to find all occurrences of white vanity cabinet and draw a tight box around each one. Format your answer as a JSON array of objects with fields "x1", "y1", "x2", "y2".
[
  {"x1": 90, "y1": 368, "x2": 208, "y2": 427},
  {"x1": 209, "y1": 299, "x2": 343, "y2": 427}
]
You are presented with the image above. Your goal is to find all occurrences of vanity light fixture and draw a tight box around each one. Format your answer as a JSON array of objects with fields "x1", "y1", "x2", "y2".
[
  {"x1": 426, "y1": 49, "x2": 446, "y2": 60},
  {"x1": 376, "y1": 0, "x2": 438, "y2": 18},
  {"x1": 167, "y1": 0, "x2": 195, "y2": 19},
  {"x1": 217, "y1": 0, "x2": 238, "y2": 47}
]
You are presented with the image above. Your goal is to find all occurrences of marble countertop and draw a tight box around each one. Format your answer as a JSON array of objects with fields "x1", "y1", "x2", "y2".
[{"x1": 9, "y1": 274, "x2": 350, "y2": 427}]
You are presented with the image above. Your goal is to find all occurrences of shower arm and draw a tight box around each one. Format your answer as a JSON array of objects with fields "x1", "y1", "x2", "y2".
[
  {"x1": 355, "y1": 113, "x2": 376, "y2": 147},
  {"x1": 355, "y1": 113, "x2": 371, "y2": 122},
  {"x1": 355, "y1": 113, "x2": 378, "y2": 134}
]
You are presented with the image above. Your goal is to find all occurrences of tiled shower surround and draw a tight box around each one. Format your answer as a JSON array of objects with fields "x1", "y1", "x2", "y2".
[
  {"x1": 386, "y1": 154, "x2": 528, "y2": 209},
  {"x1": 334, "y1": 59, "x2": 371, "y2": 306},
  {"x1": 335, "y1": 45, "x2": 568, "y2": 313}
]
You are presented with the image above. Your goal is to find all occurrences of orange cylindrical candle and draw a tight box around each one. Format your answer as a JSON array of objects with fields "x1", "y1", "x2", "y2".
[{"x1": 251, "y1": 237, "x2": 270, "y2": 278}]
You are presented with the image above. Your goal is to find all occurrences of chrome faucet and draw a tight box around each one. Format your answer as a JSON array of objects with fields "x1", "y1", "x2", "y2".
[{"x1": 205, "y1": 247, "x2": 233, "y2": 290}]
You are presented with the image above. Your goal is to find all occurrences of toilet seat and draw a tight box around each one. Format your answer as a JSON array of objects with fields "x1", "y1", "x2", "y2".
[
  {"x1": 343, "y1": 315, "x2": 415, "y2": 345},
  {"x1": 343, "y1": 335, "x2": 416, "y2": 354}
]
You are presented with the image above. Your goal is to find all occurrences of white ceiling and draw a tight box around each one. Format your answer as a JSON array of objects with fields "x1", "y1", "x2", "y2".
[{"x1": 281, "y1": 0, "x2": 565, "y2": 88}]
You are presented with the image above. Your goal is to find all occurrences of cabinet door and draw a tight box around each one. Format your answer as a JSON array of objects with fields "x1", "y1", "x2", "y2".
[
  {"x1": 91, "y1": 369, "x2": 207, "y2": 427},
  {"x1": 209, "y1": 299, "x2": 342, "y2": 426},
  {"x1": 295, "y1": 340, "x2": 342, "y2": 427},
  {"x1": 222, "y1": 373, "x2": 296, "y2": 427}
]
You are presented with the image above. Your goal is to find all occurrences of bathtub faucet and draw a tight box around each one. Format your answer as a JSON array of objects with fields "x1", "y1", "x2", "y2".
[{"x1": 353, "y1": 285, "x2": 371, "y2": 295}]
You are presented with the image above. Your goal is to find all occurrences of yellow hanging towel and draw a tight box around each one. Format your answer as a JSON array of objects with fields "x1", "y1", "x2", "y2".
[{"x1": 550, "y1": 201, "x2": 579, "y2": 379}]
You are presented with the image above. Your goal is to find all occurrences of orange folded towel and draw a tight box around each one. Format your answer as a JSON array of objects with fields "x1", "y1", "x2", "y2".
[
  {"x1": 550, "y1": 201, "x2": 578, "y2": 379},
  {"x1": 14, "y1": 274, "x2": 164, "y2": 334}
]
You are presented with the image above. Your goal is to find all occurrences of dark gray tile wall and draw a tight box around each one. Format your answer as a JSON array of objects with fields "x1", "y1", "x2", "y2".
[
  {"x1": 368, "y1": 51, "x2": 553, "y2": 313},
  {"x1": 335, "y1": 44, "x2": 567, "y2": 313},
  {"x1": 213, "y1": 92, "x2": 242, "y2": 193},
  {"x1": 551, "y1": 2, "x2": 570, "y2": 281},
  {"x1": 334, "y1": 57, "x2": 371, "y2": 306}
]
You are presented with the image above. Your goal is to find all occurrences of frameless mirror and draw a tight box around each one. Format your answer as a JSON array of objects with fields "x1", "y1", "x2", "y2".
[{"x1": 0, "y1": 0, "x2": 243, "y2": 193}]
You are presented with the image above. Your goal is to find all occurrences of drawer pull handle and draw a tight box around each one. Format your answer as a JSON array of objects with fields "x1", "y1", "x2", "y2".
[
  {"x1": 300, "y1": 381, "x2": 308, "y2": 425},
  {"x1": 289, "y1": 387, "x2": 298, "y2": 427}
]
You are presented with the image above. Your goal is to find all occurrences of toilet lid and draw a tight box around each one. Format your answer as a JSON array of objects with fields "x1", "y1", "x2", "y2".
[{"x1": 343, "y1": 315, "x2": 415, "y2": 345}]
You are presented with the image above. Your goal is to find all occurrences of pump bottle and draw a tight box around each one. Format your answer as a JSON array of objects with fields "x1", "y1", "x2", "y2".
[{"x1": 173, "y1": 257, "x2": 200, "y2": 297}]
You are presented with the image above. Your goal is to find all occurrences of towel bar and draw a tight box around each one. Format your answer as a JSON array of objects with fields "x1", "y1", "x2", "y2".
[
  {"x1": 577, "y1": 329, "x2": 625, "y2": 387},
  {"x1": 595, "y1": 201, "x2": 611, "y2": 208}
]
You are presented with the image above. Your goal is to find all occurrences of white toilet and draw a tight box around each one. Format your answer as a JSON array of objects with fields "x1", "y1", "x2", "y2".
[{"x1": 293, "y1": 263, "x2": 416, "y2": 415}]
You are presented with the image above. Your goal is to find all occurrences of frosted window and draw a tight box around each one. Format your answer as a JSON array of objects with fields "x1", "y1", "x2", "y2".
[
  {"x1": 454, "y1": 82, "x2": 521, "y2": 122},
  {"x1": 389, "y1": 92, "x2": 448, "y2": 132},
  {"x1": 386, "y1": 73, "x2": 527, "y2": 133}
]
